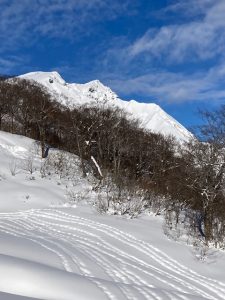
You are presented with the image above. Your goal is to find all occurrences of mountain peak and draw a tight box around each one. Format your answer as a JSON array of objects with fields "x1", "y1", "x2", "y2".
[
  {"x1": 19, "y1": 71, "x2": 193, "y2": 142},
  {"x1": 20, "y1": 71, "x2": 66, "y2": 85},
  {"x1": 87, "y1": 79, "x2": 102, "y2": 86}
]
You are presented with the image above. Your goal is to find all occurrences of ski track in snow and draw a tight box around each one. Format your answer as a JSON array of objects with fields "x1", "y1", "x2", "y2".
[{"x1": 0, "y1": 209, "x2": 225, "y2": 300}]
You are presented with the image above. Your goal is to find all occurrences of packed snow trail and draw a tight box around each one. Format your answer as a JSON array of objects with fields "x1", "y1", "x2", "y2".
[{"x1": 0, "y1": 209, "x2": 225, "y2": 300}]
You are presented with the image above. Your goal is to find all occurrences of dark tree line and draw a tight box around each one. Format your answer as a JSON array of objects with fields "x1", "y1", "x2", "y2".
[{"x1": 0, "y1": 77, "x2": 224, "y2": 246}]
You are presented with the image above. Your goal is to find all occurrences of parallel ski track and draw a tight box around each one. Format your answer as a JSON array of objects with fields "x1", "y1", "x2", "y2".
[{"x1": 0, "y1": 208, "x2": 225, "y2": 300}]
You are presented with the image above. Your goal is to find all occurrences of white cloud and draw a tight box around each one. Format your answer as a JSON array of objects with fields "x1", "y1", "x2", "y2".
[
  {"x1": 0, "y1": 0, "x2": 135, "y2": 51},
  {"x1": 0, "y1": 0, "x2": 136, "y2": 72},
  {"x1": 97, "y1": 1, "x2": 225, "y2": 104},
  {"x1": 108, "y1": 62, "x2": 225, "y2": 104},
  {"x1": 162, "y1": 0, "x2": 215, "y2": 17},
  {"x1": 128, "y1": 1, "x2": 225, "y2": 63}
]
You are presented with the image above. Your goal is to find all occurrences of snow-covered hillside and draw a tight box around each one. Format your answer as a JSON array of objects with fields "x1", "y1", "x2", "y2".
[
  {"x1": 19, "y1": 71, "x2": 192, "y2": 142},
  {"x1": 1, "y1": 131, "x2": 225, "y2": 300}
]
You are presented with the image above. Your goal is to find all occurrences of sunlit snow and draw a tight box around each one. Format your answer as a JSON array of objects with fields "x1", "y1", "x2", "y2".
[
  {"x1": 0, "y1": 131, "x2": 225, "y2": 300},
  {"x1": 19, "y1": 71, "x2": 193, "y2": 142}
]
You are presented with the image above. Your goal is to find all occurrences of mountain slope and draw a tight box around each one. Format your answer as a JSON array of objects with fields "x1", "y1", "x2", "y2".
[
  {"x1": 1, "y1": 131, "x2": 225, "y2": 300},
  {"x1": 19, "y1": 71, "x2": 193, "y2": 142}
]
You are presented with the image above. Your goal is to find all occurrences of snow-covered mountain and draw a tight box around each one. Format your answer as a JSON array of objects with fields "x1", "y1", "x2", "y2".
[{"x1": 19, "y1": 71, "x2": 193, "y2": 142}]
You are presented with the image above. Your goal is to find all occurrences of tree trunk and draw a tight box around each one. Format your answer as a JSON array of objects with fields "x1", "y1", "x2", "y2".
[
  {"x1": 204, "y1": 211, "x2": 212, "y2": 245},
  {"x1": 75, "y1": 126, "x2": 86, "y2": 177}
]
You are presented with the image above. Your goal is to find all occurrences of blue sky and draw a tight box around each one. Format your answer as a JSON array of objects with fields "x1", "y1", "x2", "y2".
[{"x1": 1, "y1": 0, "x2": 225, "y2": 130}]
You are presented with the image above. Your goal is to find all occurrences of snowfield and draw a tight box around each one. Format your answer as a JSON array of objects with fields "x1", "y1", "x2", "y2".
[{"x1": 0, "y1": 131, "x2": 225, "y2": 300}]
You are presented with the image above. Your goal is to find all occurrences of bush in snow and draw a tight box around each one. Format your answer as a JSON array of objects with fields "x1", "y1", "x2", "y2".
[
  {"x1": 94, "y1": 174, "x2": 147, "y2": 218},
  {"x1": 9, "y1": 159, "x2": 20, "y2": 176},
  {"x1": 21, "y1": 154, "x2": 36, "y2": 175},
  {"x1": 40, "y1": 152, "x2": 72, "y2": 179}
]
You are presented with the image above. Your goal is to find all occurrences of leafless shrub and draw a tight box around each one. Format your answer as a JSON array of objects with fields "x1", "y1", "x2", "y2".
[
  {"x1": 66, "y1": 189, "x2": 88, "y2": 205},
  {"x1": 95, "y1": 195, "x2": 109, "y2": 214},
  {"x1": 21, "y1": 155, "x2": 36, "y2": 174},
  {"x1": 112, "y1": 197, "x2": 146, "y2": 218},
  {"x1": 9, "y1": 159, "x2": 20, "y2": 176}
]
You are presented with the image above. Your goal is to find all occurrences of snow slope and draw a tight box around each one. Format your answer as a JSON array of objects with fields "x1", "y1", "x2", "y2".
[
  {"x1": 19, "y1": 71, "x2": 192, "y2": 142},
  {"x1": 1, "y1": 131, "x2": 225, "y2": 300},
  {"x1": 0, "y1": 131, "x2": 65, "y2": 212},
  {"x1": 0, "y1": 131, "x2": 91, "y2": 212}
]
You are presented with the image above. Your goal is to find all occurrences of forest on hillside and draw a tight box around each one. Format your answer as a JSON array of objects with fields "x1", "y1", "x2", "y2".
[{"x1": 0, "y1": 76, "x2": 225, "y2": 248}]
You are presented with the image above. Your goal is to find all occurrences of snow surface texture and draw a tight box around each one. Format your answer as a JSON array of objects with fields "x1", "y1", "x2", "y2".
[
  {"x1": 1, "y1": 131, "x2": 225, "y2": 300},
  {"x1": 19, "y1": 71, "x2": 193, "y2": 142}
]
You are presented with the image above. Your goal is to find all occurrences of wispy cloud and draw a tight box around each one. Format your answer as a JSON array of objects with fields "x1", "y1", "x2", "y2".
[
  {"x1": 0, "y1": 0, "x2": 137, "y2": 73},
  {"x1": 161, "y1": 0, "x2": 215, "y2": 18},
  {"x1": 128, "y1": 0, "x2": 225, "y2": 63},
  {"x1": 96, "y1": 1, "x2": 225, "y2": 104},
  {"x1": 0, "y1": 0, "x2": 136, "y2": 51},
  {"x1": 107, "y1": 62, "x2": 225, "y2": 104}
]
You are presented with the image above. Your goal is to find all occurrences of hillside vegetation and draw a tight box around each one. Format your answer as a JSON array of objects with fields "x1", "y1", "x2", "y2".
[{"x1": 0, "y1": 76, "x2": 225, "y2": 248}]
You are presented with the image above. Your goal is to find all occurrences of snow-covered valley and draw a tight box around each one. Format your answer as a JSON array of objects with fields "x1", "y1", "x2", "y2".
[{"x1": 0, "y1": 131, "x2": 225, "y2": 300}]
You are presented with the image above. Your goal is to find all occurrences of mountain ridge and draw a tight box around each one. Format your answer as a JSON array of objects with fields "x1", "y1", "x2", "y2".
[{"x1": 19, "y1": 71, "x2": 193, "y2": 142}]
